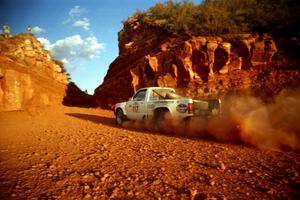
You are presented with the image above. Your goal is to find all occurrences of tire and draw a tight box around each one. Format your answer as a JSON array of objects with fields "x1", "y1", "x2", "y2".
[
  {"x1": 154, "y1": 109, "x2": 167, "y2": 122},
  {"x1": 116, "y1": 109, "x2": 126, "y2": 125},
  {"x1": 154, "y1": 109, "x2": 170, "y2": 132}
]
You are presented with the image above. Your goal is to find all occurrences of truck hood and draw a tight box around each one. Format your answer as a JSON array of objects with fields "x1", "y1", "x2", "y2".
[{"x1": 115, "y1": 101, "x2": 127, "y2": 108}]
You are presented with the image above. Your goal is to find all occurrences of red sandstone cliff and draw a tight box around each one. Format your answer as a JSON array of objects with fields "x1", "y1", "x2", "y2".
[
  {"x1": 93, "y1": 20, "x2": 300, "y2": 109},
  {"x1": 0, "y1": 34, "x2": 69, "y2": 111}
]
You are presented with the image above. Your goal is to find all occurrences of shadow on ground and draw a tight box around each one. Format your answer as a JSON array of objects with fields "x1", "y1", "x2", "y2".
[
  {"x1": 66, "y1": 113, "x2": 117, "y2": 127},
  {"x1": 65, "y1": 112, "x2": 246, "y2": 147}
]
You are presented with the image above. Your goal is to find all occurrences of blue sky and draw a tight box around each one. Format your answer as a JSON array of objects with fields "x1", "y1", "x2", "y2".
[{"x1": 1, "y1": 0, "x2": 202, "y2": 94}]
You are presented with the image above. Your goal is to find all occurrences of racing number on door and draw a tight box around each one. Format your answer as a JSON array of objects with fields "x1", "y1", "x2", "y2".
[
  {"x1": 133, "y1": 102, "x2": 139, "y2": 112},
  {"x1": 131, "y1": 89, "x2": 146, "y2": 113}
]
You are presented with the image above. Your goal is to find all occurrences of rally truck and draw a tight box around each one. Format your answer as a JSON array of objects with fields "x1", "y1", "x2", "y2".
[{"x1": 114, "y1": 87, "x2": 221, "y2": 125}]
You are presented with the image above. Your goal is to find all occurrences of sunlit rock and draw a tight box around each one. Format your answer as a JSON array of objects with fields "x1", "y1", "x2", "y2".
[
  {"x1": 93, "y1": 21, "x2": 299, "y2": 109},
  {"x1": 0, "y1": 34, "x2": 69, "y2": 111},
  {"x1": 206, "y1": 39, "x2": 218, "y2": 77}
]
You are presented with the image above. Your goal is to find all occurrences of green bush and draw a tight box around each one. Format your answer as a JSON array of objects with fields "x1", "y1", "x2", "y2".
[{"x1": 127, "y1": 0, "x2": 300, "y2": 37}]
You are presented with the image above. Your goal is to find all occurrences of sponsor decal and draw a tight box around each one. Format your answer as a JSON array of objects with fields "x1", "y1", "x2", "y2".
[{"x1": 176, "y1": 103, "x2": 187, "y2": 113}]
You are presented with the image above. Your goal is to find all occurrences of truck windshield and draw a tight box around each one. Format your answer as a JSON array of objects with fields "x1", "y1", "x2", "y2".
[{"x1": 152, "y1": 89, "x2": 183, "y2": 100}]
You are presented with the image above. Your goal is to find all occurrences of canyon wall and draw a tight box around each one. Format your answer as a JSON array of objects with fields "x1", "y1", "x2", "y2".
[
  {"x1": 0, "y1": 34, "x2": 69, "y2": 111},
  {"x1": 94, "y1": 20, "x2": 300, "y2": 109}
]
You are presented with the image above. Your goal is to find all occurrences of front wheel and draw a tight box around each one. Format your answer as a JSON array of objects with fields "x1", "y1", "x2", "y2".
[{"x1": 116, "y1": 109, "x2": 126, "y2": 125}]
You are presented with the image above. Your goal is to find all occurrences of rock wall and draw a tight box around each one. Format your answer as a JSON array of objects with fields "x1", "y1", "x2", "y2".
[
  {"x1": 94, "y1": 21, "x2": 300, "y2": 109},
  {"x1": 63, "y1": 82, "x2": 93, "y2": 107},
  {"x1": 0, "y1": 34, "x2": 69, "y2": 111}
]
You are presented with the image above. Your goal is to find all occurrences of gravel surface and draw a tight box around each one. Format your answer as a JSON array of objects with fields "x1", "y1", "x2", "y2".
[{"x1": 0, "y1": 106, "x2": 299, "y2": 199}]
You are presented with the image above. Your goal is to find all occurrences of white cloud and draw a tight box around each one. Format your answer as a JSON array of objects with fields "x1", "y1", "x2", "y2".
[
  {"x1": 37, "y1": 35, "x2": 104, "y2": 64},
  {"x1": 37, "y1": 37, "x2": 51, "y2": 49},
  {"x1": 30, "y1": 26, "x2": 45, "y2": 34},
  {"x1": 64, "y1": 5, "x2": 88, "y2": 25},
  {"x1": 73, "y1": 18, "x2": 90, "y2": 30},
  {"x1": 61, "y1": 58, "x2": 69, "y2": 64},
  {"x1": 49, "y1": 35, "x2": 84, "y2": 61},
  {"x1": 69, "y1": 5, "x2": 86, "y2": 18},
  {"x1": 80, "y1": 37, "x2": 104, "y2": 59}
]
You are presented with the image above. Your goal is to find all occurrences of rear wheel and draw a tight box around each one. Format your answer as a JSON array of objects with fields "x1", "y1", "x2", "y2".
[
  {"x1": 154, "y1": 109, "x2": 168, "y2": 122},
  {"x1": 116, "y1": 109, "x2": 126, "y2": 125},
  {"x1": 154, "y1": 109, "x2": 170, "y2": 132}
]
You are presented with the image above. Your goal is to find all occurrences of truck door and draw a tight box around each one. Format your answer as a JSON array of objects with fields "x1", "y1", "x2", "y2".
[{"x1": 126, "y1": 89, "x2": 147, "y2": 120}]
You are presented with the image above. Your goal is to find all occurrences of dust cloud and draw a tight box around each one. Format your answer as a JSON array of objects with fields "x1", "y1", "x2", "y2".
[
  {"x1": 204, "y1": 89, "x2": 300, "y2": 150},
  {"x1": 121, "y1": 89, "x2": 300, "y2": 151},
  {"x1": 224, "y1": 89, "x2": 300, "y2": 150}
]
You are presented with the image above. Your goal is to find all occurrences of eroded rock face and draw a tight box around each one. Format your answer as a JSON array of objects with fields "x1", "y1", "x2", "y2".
[
  {"x1": 0, "y1": 34, "x2": 69, "y2": 111},
  {"x1": 94, "y1": 22, "x2": 300, "y2": 109}
]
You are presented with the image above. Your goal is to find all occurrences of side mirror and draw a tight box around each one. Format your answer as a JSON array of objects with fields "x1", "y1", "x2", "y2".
[{"x1": 128, "y1": 97, "x2": 133, "y2": 101}]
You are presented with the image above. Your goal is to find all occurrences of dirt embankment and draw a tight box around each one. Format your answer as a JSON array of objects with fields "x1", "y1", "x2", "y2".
[{"x1": 0, "y1": 106, "x2": 299, "y2": 199}]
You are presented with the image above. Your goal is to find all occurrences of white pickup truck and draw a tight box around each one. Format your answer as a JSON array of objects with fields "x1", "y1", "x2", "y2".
[{"x1": 114, "y1": 87, "x2": 221, "y2": 125}]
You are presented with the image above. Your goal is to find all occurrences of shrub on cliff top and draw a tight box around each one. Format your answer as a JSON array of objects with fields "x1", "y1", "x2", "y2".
[{"x1": 128, "y1": 0, "x2": 299, "y2": 37}]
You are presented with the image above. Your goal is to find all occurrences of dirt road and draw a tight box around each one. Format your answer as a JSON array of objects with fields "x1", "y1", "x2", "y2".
[{"x1": 0, "y1": 106, "x2": 299, "y2": 199}]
